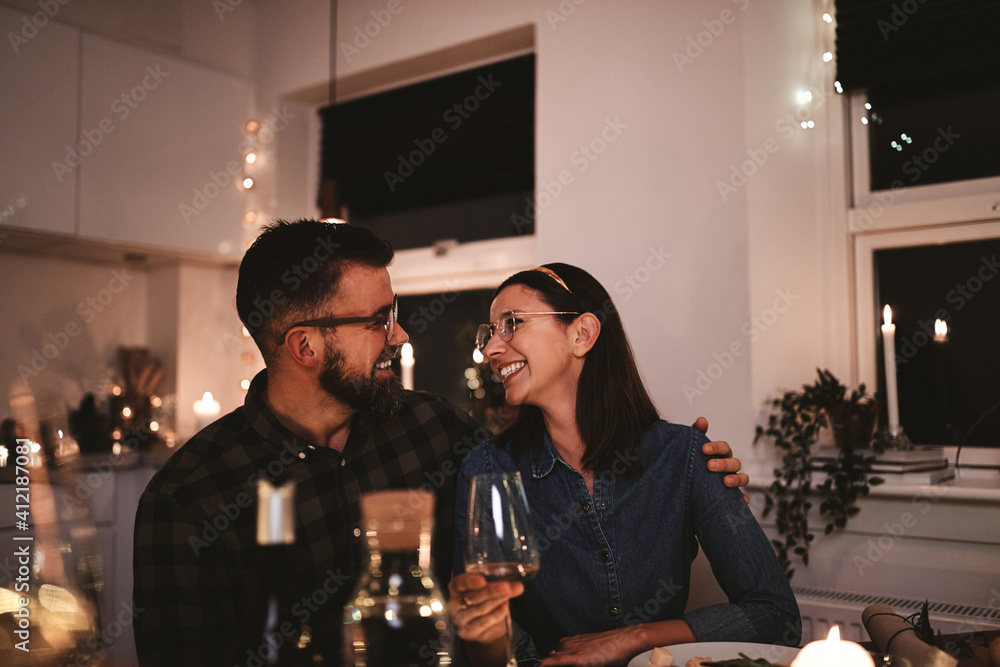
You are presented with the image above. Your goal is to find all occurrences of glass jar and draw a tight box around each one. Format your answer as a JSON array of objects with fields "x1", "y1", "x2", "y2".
[{"x1": 343, "y1": 490, "x2": 452, "y2": 667}]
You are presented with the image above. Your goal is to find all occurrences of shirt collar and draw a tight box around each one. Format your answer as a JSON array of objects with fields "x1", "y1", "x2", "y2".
[
  {"x1": 244, "y1": 369, "x2": 323, "y2": 454},
  {"x1": 530, "y1": 429, "x2": 561, "y2": 479}
]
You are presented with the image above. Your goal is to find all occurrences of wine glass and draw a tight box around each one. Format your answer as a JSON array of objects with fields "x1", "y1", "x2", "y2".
[{"x1": 464, "y1": 472, "x2": 540, "y2": 667}]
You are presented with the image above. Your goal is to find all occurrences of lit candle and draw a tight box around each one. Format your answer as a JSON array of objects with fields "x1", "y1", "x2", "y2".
[
  {"x1": 0, "y1": 445, "x2": 7, "y2": 467},
  {"x1": 881, "y1": 305, "x2": 900, "y2": 436},
  {"x1": 933, "y1": 318, "x2": 948, "y2": 343},
  {"x1": 933, "y1": 319, "x2": 949, "y2": 431},
  {"x1": 193, "y1": 391, "x2": 221, "y2": 432},
  {"x1": 791, "y1": 626, "x2": 875, "y2": 667},
  {"x1": 400, "y1": 343, "x2": 415, "y2": 391}
]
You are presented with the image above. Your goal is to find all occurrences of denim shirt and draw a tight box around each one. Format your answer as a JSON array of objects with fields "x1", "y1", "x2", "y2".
[{"x1": 453, "y1": 421, "x2": 800, "y2": 663}]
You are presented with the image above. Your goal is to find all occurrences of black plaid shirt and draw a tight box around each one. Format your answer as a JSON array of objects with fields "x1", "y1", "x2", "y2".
[{"x1": 133, "y1": 370, "x2": 483, "y2": 665}]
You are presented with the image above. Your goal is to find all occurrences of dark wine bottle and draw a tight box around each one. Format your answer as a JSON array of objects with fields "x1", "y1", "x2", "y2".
[
  {"x1": 225, "y1": 479, "x2": 321, "y2": 667},
  {"x1": 343, "y1": 490, "x2": 453, "y2": 667}
]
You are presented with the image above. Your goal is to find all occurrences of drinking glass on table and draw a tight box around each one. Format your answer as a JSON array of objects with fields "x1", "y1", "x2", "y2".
[{"x1": 465, "y1": 471, "x2": 540, "y2": 667}]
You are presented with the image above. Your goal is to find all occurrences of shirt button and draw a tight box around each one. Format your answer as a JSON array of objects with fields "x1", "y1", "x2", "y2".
[
  {"x1": 609, "y1": 606, "x2": 620, "y2": 616},
  {"x1": 599, "y1": 501, "x2": 607, "y2": 509},
  {"x1": 581, "y1": 502, "x2": 590, "y2": 511},
  {"x1": 297, "y1": 452, "x2": 306, "y2": 459},
  {"x1": 340, "y1": 458, "x2": 346, "y2": 467},
  {"x1": 308, "y1": 445, "x2": 315, "y2": 450},
  {"x1": 354, "y1": 528, "x2": 361, "y2": 538},
  {"x1": 600, "y1": 551, "x2": 610, "y2": 562}
]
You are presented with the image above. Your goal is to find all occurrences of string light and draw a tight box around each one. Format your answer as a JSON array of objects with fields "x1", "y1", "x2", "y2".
[
  {"x1": 822, "y1": 12, "x2": 833, "y2": 23},
  {"x1": 245, "y1": 151, "x2": 257, "y2": 165},
  {"x1": 834, "y1": 81, "x2": 843, "y2": 94},
  {"x1": 242, "y1": 176, "x2": 255, "y2": 190},
  {"x1": 796, "y1": 90, "x2": 814, "y2": 104},
  {"x1": 823, "y1": 52, "x2": 833, "y2": 63}
]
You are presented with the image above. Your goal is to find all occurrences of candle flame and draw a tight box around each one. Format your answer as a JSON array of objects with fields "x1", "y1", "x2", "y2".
[
  {"x1": 401, "y1": 342, "x2": 414, "y2": 363},
  {"x1": 882, "y1": 305, "x2": 892, "y2": 326},
  {"x1": 201, "y1": 391, "x2": 214, "y2": 403},
  {"x1": 935, "y1": 319, "x2": 947, "y2": 336},
  {"x1": 825, "y1": 625, "x2": 841, "y2": 663}
]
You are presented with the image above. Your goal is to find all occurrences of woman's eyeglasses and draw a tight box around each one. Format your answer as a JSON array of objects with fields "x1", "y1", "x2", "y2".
[
  {"x1": 280, "y1": 295, "x2": 398, "y2": 345},
  {"x1": 475, "y1": 308, "x2": 580, "y2": 352}
]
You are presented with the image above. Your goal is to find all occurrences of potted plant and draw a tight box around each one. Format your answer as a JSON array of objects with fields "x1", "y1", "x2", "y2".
[{"x1": 754, "y1": 368, "x2": 884, "y2": 578}]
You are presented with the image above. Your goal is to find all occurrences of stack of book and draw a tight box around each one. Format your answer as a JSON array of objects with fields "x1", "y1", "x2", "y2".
[{"x1": 810, "y1": 445, "x2": 954, "y2": 484}]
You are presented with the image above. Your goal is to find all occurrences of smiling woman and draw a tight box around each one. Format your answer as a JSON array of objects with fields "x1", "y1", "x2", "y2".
[{"x1": 448, "y1": 263, "x2": 800, "y2": 666}]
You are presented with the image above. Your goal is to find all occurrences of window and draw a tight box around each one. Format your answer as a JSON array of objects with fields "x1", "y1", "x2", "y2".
[{"x1": 854, "y1": 222, "x2": 1000, "y2": 465}]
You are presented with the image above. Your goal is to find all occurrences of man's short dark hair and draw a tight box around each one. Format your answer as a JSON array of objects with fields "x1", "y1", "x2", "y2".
[{"x1": 236, "y1": 219, "x2": 394, "y2": 364}]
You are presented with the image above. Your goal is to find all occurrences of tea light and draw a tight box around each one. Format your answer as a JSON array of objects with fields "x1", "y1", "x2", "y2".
[{"x1": 791, "y1": 626, "x2": 874, "y2": 667}]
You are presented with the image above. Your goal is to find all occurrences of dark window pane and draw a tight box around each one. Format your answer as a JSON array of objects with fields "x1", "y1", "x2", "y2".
[
  {"x1": 349, "y1": 189, "x2": 533, "y2": 251},
  {"x1": 395, "y1": 290, "x2": 507, "y2": 427},
  {"x1": 868, "y1": 84, "x2": 1000, "y2": 191},
  {"x1": 874, "y1": 239, "x2": 1000, "y2": 447}
]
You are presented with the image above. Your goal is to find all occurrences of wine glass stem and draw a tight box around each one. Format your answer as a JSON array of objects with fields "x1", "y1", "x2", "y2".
[{"x1": 505, "y1": 610, "x2": 516, "y2": 667}]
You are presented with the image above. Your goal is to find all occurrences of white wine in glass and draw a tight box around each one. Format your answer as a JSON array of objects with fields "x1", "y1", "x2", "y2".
[{"x1": 465, "y1": 472, "x2": 540, "y2": 667}]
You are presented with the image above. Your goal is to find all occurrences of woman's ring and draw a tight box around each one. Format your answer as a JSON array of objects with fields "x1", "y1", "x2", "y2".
[{"x1": 461, "y1": 595, "x2": 472, "y2": 609}]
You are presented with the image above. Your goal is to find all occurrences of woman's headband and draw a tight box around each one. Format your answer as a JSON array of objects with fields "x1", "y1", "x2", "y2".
[{"x1": 531, "y1": 266, "x2": 573, "y2": 294}]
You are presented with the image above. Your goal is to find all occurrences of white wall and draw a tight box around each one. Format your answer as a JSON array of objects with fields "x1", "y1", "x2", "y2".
[
  {"x1": 253, "y1": 0, "x2": 847, "y2": 455},
  {"x1": 0, "y1": 253, "x2": 150, "y2": 419}
]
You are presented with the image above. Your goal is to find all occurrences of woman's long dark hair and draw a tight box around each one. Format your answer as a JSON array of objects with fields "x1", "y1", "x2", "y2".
[{"x1": 493, "y1": 263, "x2": 660, "y2": 472}]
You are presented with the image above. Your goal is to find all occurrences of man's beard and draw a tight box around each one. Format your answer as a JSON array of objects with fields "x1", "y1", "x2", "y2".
[{"x1": 318, "y1": 342, "x2": 403, "y2": 422}]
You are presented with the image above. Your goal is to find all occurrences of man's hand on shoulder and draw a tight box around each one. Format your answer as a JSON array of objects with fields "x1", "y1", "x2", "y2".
[{"x1": 692, "y1": 417, "x2": 750, "y2": 501}]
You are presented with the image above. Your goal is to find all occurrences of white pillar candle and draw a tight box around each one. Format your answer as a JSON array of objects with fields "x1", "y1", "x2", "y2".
[
  {"x1": 193, "y1": 391, "x2": 221, "y2": 432},
  {"x1": 792, "y1": 626, "x2": 875, "y2": 667},
  {"x1": 400, "y1": 343, "x2": 414, "y2": 391},
  {"x1": 881, "y1": 305, "x2": 900, "y2": 436}
]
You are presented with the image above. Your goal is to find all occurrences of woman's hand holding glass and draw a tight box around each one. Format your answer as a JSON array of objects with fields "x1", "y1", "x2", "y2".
[
  {"x1": 453, "y1": 471, "x2": 540, "y2": 667},
  {"x1": 447, "y1": 574, "x2": 524, "y2": 644}
]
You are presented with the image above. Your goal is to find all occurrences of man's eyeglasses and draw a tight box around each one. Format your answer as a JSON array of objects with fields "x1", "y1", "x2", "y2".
[
  {"x1": 475, "y1": 308, "x2": 580, "y2": 352},
  {"x1": 280, "y1": 295, "x2": 398, "y2": 345}
]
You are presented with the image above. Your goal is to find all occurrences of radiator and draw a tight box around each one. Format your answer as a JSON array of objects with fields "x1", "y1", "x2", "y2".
[{"x1": 794, "y1": 586, "x2": 1000, "y2": 643}]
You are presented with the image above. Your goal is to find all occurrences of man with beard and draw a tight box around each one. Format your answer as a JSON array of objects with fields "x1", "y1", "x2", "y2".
[{"x1": 132, "y1": 220, "x2": 748, "y2": 665}]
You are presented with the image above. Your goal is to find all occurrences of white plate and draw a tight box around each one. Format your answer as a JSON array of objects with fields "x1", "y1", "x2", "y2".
[{"x1": 628, "y1": 641, "x2": 800, "y2": 667}]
